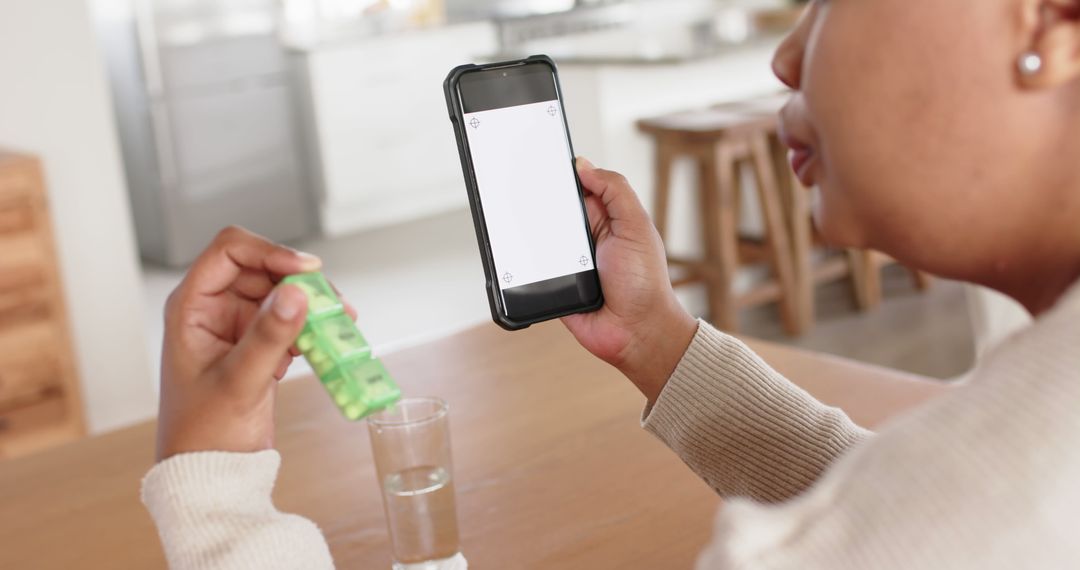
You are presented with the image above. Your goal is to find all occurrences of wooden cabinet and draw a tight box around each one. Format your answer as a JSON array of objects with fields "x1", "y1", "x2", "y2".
[{"x1": 0, "y1": 150, "x2": 85, "y2": 459}]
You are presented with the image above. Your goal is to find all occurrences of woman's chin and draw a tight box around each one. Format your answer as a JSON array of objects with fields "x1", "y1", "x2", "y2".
[{"x1": 811, "y1": 200, "x2": 865, "y2": 250}]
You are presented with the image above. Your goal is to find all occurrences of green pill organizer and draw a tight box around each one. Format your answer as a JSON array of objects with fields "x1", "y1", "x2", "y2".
[{"x1": 282, "y1": 272, "x2": 401, "y2": 420}]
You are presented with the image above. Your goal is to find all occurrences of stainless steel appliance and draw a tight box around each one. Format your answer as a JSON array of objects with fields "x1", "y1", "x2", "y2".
[{"x1": 98, "y1": 0, "x2": 314, "y2": 266}]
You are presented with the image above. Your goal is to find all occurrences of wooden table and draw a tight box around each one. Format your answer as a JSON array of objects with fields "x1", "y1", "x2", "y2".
[{"x1": 0, "y1": 322, "x2": 947, "y2": 569}]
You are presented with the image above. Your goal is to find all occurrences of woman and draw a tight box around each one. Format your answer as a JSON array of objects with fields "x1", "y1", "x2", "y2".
[{"x1": 143, "y1": 0, "x2": 1080, "y2": 567}]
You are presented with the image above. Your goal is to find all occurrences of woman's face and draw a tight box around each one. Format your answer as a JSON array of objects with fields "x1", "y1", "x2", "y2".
[{"x1": 773, "y1": 0, "x2": 1073, "y2": 280}]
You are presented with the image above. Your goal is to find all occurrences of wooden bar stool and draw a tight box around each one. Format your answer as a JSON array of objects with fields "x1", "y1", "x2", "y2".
[
  {"x1": 638, "y1": 107, "x2": 801, "y2": 335},
  {"x1": 715, "y1": 94, "x2": 931, "y2": 323}
]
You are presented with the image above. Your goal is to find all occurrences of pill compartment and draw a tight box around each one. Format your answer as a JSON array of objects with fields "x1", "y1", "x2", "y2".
[
  {"x1": 296, "y1": 314, "x2": 372, "y2": 377},
  {"x1": 311, "y1": 313, "x2": 370, "y2": 361},
  {"x1": 320, "y1": 367, "x2": 365, "y2": 411},
  {"x1": 296, "y1": 325, "x2": 336, "y2": 376},
  {"x1": 285, "y1": 271, "x2": 401, "y2": 421},
  {"x1": 283, "y1": 272, "x2": 343, "y2": 318},
  {"x1": 333, "y1": 357, "x2": 401, "y2": 420},
  {"x1": 319, "y1": 358, "x2": 400, "y2": 420}
]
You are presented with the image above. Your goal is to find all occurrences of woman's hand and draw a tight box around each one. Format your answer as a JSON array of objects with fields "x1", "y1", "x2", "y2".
[
  {"x1": 563, "y1": 158, "x2": 698, "y2": 403},
  {"x1": 156, "y1": 227, "x2": 331, "y2": 461}
]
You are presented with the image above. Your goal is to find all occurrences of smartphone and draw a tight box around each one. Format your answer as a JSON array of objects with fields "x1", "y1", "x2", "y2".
[{"x1": 444, "y1": 55, "x2": 603, "y2": 330}]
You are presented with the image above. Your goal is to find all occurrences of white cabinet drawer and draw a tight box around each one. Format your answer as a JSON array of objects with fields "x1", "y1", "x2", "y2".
[
  {"x1": 302, "y1": 22, "x2": 495, "y2": 233},
  {"x1": 322, "y1": 125, "x2": 461, "y2": 197},
  {"x1": 167, "y1": 83, "x2": 296, "y2": 190},
  {"x1": 159, "y1": 36, "x2": 285, "y2": 91}
]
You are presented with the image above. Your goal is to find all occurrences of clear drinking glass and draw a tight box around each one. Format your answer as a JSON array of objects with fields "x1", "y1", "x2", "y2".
[{"x1": 367, "y1": 398, "x2": 465, "y2": 570}]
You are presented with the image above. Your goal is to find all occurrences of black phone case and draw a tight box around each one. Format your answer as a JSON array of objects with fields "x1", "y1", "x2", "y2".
[{"x1": 444, "y1": 55, "x2": 604, "y2": 331}]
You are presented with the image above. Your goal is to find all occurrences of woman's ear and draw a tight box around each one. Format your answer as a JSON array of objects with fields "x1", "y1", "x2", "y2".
[{"x1": 1018, "y1": 0, "x2": 1080, "y2": 88}]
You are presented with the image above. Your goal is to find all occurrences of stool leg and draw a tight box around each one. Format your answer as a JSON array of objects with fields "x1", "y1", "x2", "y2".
[
  {"x1": 911, "y1": 268, "x2": 933, "y2": 291},
  {"x1": 787, "y1": 171, "x2": 814, "y2": 333},
  {"x1": 652, "y1": 141, "x2": 675, "y2": 240},
  {"x1": 750, "y1": 133, "x2": 801, "y2": 335},
  {"x1": 702, "y1": 144, "x2": 740, "y2": 332},
  {"x1": 771, "y1": 133, "x2": 814, "y2": 333},
  {"x1": 848, "y1": 249, "x2": 883, "y2": 311}
]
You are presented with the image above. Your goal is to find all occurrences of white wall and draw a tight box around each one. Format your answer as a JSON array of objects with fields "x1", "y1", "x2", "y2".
[{"x1": 0, "y1": 0, "x2": 156, "y2": 433}]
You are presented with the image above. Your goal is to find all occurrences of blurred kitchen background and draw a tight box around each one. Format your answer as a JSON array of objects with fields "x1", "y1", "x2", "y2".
[{"x1": 0, "y1": 0, "x2": 1031, "y2": 457}]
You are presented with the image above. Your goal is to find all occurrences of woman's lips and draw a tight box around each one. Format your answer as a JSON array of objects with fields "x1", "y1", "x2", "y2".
[
  {"x1": 789, "y1": 148, "x2": 815, "y2": 186},
  {"x1": 779, "y1": 131, "x2": 816, "y2": 187}
]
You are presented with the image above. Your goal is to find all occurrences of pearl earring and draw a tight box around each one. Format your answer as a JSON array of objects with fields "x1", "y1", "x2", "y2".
[{"x1": 1018, "y1": 51, "x2": 1043, "y2": 76}]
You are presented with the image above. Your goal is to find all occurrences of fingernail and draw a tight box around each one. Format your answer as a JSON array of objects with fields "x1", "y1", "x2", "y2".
[
  {"x1": 577, "y1": 157, "x2": 595, "y2": 171},
  {"x1": 269, "y1": 287, "x2": 303, "y2": 321},
  {"x1": 295, "y1": 251, "x2": 322, "y2": 270}
]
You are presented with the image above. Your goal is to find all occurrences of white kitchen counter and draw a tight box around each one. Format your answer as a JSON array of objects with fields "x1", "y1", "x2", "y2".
[
  {"x1": 291, "y1": 16, "x2": 783, "y2": 241},
  {"x1": 556, "y1": 37, "x2": 784, "y2": 256}
]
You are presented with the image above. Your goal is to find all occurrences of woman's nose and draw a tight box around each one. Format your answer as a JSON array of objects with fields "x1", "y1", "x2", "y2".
[
  {"x1": 772, "y1": 35, "x2": 803, "y2": 89},
  {"x1": 772, "y1": 3, "x2": 816, "y2": 90}
]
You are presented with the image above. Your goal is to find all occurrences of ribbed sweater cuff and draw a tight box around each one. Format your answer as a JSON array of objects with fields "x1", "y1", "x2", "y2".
[
  {"x1": 142, "y1": 450, "x2": 282, "y2": 521},
  {"x1": 141, "y1": 450, "x2": 334, "y2": 569},
  {"x1": 643, "y1": 320, "x2": 871, "y2": 503}
]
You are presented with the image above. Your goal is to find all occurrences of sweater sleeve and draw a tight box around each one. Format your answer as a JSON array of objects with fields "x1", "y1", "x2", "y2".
[
  {"x1": 141, "y1": 450, "x2": 335, "y2": 570},
  {"x1": 643, "y1": 320, "x2": 872, "y2": 503}
]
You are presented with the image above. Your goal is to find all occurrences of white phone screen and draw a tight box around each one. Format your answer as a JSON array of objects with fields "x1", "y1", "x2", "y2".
[{"x1": 463, "y1": 98, "x2": 595, "y2": 293}]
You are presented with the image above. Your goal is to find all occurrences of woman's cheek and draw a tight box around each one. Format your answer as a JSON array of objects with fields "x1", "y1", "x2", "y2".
[
  {"x1": 799, "y1": 1, "x2": 905, "y2": 250},
  {"x1": 811, "y1": 144, "x2": 885, "y2": 250},
  {"x1": 812, "y1": 180, "x2": 865, "y2": 249}
]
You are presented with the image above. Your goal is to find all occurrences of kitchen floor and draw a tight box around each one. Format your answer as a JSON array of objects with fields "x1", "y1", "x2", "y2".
[
  {"x1": 740, "y1": 264, "x2": 976, "y2": 380},
  {"x1": 141, "y1": 208, "x2": 976, "y2": 397}
]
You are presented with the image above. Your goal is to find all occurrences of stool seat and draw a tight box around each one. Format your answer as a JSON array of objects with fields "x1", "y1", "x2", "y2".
[
  {"x1": 641, "y1": 93, "x2": 931, "y2": 336},
  {"x1": 638, "y1": 109, "x2": 777, "y2": 138}
]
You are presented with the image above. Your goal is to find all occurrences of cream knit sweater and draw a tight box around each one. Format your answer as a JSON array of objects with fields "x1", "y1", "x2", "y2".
[{"x1": 142, "y1": 282, "x2": 1080, "y2": 569}]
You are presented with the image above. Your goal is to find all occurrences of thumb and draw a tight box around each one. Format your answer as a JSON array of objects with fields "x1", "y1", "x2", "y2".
[
  {"x1": 575, "y1": 157, "x2": 651, "y2": 228},
  {"x1": 223, "y1": 284, "x2": 308, "y2": 392}
]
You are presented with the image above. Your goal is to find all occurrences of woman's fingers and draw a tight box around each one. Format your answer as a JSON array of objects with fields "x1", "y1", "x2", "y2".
[
  {"x1": 222, "y1": 284, "x2": 309, "y2": 397},
  {"x1": 582, "y1": 195, "x2": 608, "y2": 237},
  {"x1": 183, "y1": 226, "x2": 321, "y2": 298},
  {"x1": 575, "y1": 158, "x2": 652, "y2": 230},
  {"x1": 231, "y1": 268, "x2": 277, "y2": 302},
  {"x1": 273, "y1": 353, "x2": 293, "y2": 381}
]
